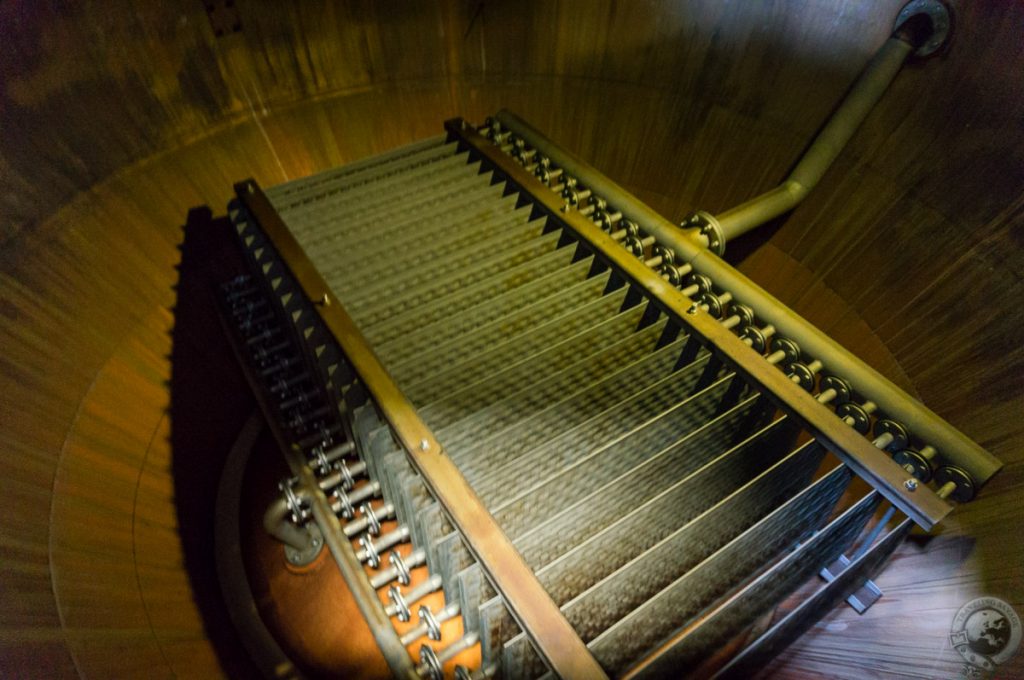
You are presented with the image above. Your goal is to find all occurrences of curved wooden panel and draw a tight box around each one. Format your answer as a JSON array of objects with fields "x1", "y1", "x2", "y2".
[{"x1": 1, "y1": 1, "x2": 1021, "y2": 678}]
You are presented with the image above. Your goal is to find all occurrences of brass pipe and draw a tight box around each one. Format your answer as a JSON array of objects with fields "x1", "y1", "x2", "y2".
[{"x1": 715, "y1": 37, "x2": 913, "y2": 242}]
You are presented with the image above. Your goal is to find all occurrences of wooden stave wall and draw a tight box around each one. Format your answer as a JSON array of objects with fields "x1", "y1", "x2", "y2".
[{"x1": 0, "y1": 1, "x2": 1021, "y2": 677}]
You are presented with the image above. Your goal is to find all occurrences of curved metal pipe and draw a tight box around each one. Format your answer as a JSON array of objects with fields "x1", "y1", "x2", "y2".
[
  {"x1": 715, "y1": 37, "x2": 913, "y2": 242},
  {"x1": 263, "y1": 494, "x2": 315, "y2": 552}
]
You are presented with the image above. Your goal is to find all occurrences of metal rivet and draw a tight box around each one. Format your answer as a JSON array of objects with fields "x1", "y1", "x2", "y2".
[
  {"x1": 904, "y1": 479, "x2": 919, "y2": 492},
  {"x1": 420, "y1": 439, "x2": 430, "y2": 452}
]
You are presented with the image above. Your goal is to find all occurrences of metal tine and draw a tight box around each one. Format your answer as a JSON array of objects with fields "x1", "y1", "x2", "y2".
[
  {"x1": 289, "y1": 164, "x2": 489, "y2": 249},
  {"x1": 295, "y1": 163, "x2": 492, "y2": 245},
  {"x1": 345, "y1": 231, "x2": 565, "y2": 329},
  {"x1": 385, "y1": 270, "x2": 611, "y2": 379},
  {"x1": 626, "y1": 491, "x2": 884, "y2": 679},
  {"x1": 284, "y1": 163, "x2": 480, "y2": 245},
  {"x1": 419, "y1": 289, "x2": 662, "y2": 424},
  {"x1": 468, "y1": 350, "x2": 724, "y2": 503},
  {"x1": 281, "y1": 152, "x2": 474, "y2": 225},
  {"x1": 426, "y1": 314, "x2": 670, "y2": 442},
  {"x1": 297, "y1": 159, "x2": 492, "y2": 240},
  {"x1": 487, "y1": 373, "x2": 743, "y2": 538},
  {"x1": 377, "y1": 257, "x2": 595, "y2": 365},
  {"x1": 453, "y1": 562, "x2": 492, "y2": 642},
  {"x1": 715, "y1": 515, "x2": 913, "y2": 680},
  {"x1": 502, "y1": 459, "x2": 850, "y2": 678},
  {"x1": 432, "y1": 532, "x2": 475, "y2": 600},
  {"x1": 518, "y1": 396, "x2": 782, "y2": 584},
  {"x1": 267, "y1": 135, "x2": 452, "y2": 204},
  {"x1": 398, "y1": 283, "x2": 629, "y2": 403},
  {"x1": 479, "y1": 594, "x2": 528, "y2": 671},
  {"x1": 328, "y1": 213, "x2": 547, "y2": 303},
  {"x1": 556, "y1": 434, "x2": 827, "y2": 641},
  {"x1": 593, "y1": 470, "x2": 872, "y2": 677},
  {"x1": 337, "y1": 196, "x2": 529, "y2": 285},
  {"x1": 304, "y1": 183, "x2": 515, "y2": 279},
  {"x1": 303, "y1": 181, "x2": 513, "y2": 267},
  {"x1": 362, "y1": 247, "x2": 576, "y2": 346}
]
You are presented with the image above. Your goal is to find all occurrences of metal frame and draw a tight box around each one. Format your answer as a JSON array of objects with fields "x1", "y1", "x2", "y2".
[
  {"x1": 217, "y1": 284, "x2": 420, "y2": 680},
  {"x1": 449, "y1": 118, "x2": 952, "y2": 530},
  {"x1": 493, "y1": 109, "x2": 1001, "y2": 492},
  {"x1": 233, "y1": 181, "x2": 609, "y2": 680}
]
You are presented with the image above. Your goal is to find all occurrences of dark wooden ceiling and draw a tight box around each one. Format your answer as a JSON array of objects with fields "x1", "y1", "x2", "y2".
[{"x1": 0, "y1": 1, "x2": 1021, "y2": 678}]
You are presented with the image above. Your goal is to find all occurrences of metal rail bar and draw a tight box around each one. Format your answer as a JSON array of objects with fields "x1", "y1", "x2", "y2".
[
  {"x1": 493, "y1": 109, "x2": 1002, "y2": 490},
  {"x1": 234, "y1": 180, "x2": 610, "y2": 680},
  {"x1": 453, "y1": 118, "x2": 952, "y2": 529}
]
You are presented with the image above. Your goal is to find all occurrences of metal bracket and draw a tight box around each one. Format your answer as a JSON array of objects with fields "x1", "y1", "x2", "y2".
[
  {"x1": 681, "y1": 211, "x2": 726, "y2": 256},
  {"x1": 819, "y1": 553, "x2": 883, "y2": 613},
  {"x1": 284, "y1": 522, "x2": 324, "y2": 567}
]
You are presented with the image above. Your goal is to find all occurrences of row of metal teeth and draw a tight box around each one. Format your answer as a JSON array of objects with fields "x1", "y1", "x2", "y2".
[
  {"x1": 223, "y1": 274, "x2": 346, "y2": 456},
  {"x1": 224, "y1": 274, "x2": 491, "y2": 680},
  {"x1": 478, "y1": 117, "x2": 974, "y2": 503},
  {"x1": 318, "y1": 458, "x2": 493, "y2": 680}
]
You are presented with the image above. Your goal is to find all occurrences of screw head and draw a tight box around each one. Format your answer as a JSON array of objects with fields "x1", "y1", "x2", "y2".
[
  {"x1": 419, "y1": 439, "x2": 430, "y2": 451},
  {"x1": 904, "y1": 478, "x2": 919, "y2": 492}
]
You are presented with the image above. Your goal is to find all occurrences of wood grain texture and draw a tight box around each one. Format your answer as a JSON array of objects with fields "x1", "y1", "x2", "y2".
[{"x1": 0, "y1": 1, "x2": 1021, "y2": 677}]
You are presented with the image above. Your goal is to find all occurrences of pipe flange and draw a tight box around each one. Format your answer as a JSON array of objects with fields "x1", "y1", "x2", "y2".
[
  {"x1": 787, "y1": 362, "x2": 815, "y2": 392},
  {"x1": 894, "y1": 0, "x2": 951, "y2": 57},
  {"x1": 729, "y1": 303, "x2": 755, "y2": 329},
  {"x1": 619, "y1": 219, "x2": 641, "y2": 239},
  {"x1": 893, "y1": 448, "x2": 934, "y2": 483},
  {"x1": 419, "y1": 645, "x2": 444, "y2": 680},
  {"x1": 622, "y1": 235, "x2": 645, "y2": 258},
  {"x1": 770, "y1": 337, "x2": 802, "y2": 366},
  {"x1": 687, "y1": 273, "x2": 714, "y2": 296},
  {"x1": 819, "y1": 375, "x2": 853, "y2": 405},
  {"x1": 934, "y1": 466, "x2": 976, "y2": 502},
  {"x1": 874, "y1": 418, "x2": 910, "y2": 451},
  {"x1": 836, "y1": 402, "x2": 871, "y2": 434},
  {"x1": 284, "y1": 523, "x2": 323, "y2": 567},
  {"x1": 659, "y1": 263, "x2": 683, "y2": 287},
  {"x1": 741, "y1": 325, "x2": 768, "y2": 353},
  {"x1": 680, "y1": 211, "x2": 726, "y2": 256},
  {"x1": 595, "y1": 209, "x2": 618, "y2": 232},
  {"x1": 699, "y1": 292, "x2": 724, "y2": 319},
  {"x1": 652, "y1": 243, "x2": 676, "y2": 266}
]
